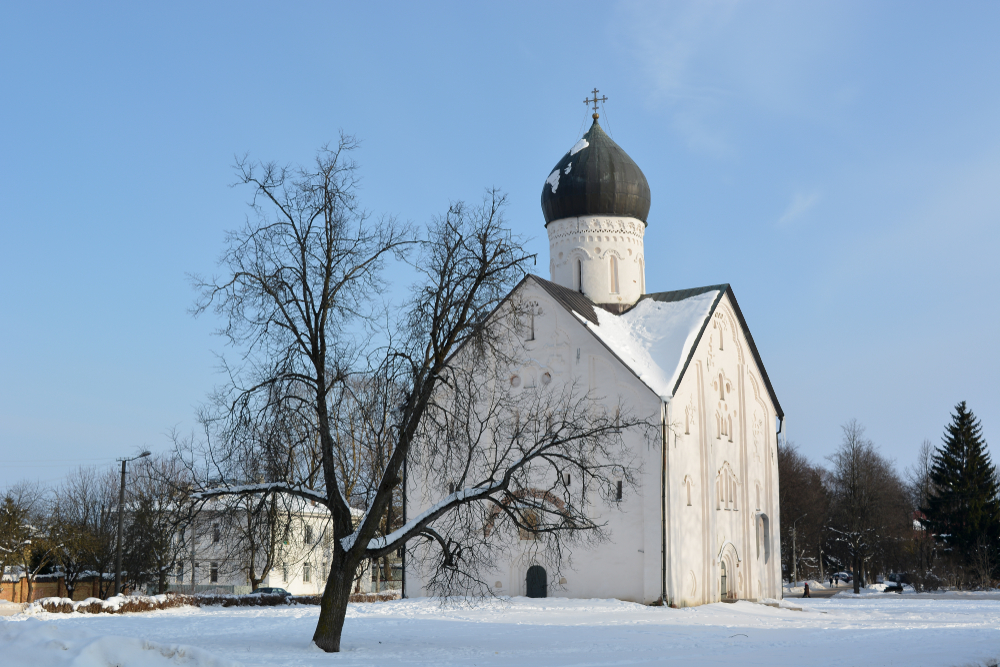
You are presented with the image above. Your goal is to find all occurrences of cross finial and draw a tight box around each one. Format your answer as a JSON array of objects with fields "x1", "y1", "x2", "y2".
[{"x1": 584, "y1": 88, "x2": 608, "y2": 119}]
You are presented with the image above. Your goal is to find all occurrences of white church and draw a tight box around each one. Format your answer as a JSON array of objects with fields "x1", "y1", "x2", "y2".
[{"x1": 406, "y1": 106, "x2": 784, "y2": 607}]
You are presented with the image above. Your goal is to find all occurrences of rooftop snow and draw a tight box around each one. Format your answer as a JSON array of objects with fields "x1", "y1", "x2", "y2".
[
  {"x1": 570, "y1": 138, "x2": 589, "y2": 155},
  {"x1": 580, "y1": 290, "x2": 719, "y2": 399}
]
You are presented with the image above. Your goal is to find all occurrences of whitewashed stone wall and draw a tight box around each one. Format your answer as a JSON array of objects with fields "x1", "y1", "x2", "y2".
[{"x1": 547, "y1": 215, "x2": 646, "y2": 306}]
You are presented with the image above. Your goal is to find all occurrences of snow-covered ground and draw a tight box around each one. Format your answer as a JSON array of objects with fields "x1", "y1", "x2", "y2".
[{"x1": 3, "y1": 595, "x2": 1000, "y2": 667}]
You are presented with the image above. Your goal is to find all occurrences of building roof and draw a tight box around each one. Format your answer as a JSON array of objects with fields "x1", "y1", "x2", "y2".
[
  {"x1": 540, "y1": 119, "x2": 651, "y2": 226},
  {"x1": 529, "y1": 276, "x2": 783, "y2": 419}
]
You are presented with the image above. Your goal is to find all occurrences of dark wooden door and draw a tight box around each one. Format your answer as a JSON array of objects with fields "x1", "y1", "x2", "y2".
[{"x1": 526, "y1": 565, "x2": 547, "y2": 598}]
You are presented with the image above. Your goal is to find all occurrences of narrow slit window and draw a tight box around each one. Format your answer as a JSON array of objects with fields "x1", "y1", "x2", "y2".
[
  {"x1": 609, "y1": 256, "x2": 619, "y2": 294},
  {"x1": 615, "y1": 480, "x2": 623, "y2": 501},
  {"x1": 575, "y1": 259, "x2": 583, "y2": 293}
]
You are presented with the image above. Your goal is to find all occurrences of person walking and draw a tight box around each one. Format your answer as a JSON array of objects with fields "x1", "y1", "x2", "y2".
[{"x1": 803, "y1": 582, "x2": 811, "y2": 598}]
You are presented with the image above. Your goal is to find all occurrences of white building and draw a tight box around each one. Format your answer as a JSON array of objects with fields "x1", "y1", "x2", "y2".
[
  {"x1": 405, "y1": 111, "x2": 783, "y2": 606},
  {"x1": 173, "y1": 501, "x2": 388, "y2": 596}
]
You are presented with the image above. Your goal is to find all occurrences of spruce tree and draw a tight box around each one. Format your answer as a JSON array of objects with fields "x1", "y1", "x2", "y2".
[{"x1": 924, "y1": 402, "x2": 1000, "y2": 560}]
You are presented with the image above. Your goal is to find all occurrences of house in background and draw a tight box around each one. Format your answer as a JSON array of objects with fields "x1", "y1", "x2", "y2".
[{"x1": 172, "y1": 499, "x2": 397, "y2": 596}]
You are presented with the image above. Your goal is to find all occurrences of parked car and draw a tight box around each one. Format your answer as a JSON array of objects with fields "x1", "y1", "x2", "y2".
[
  {"x1": 251, "y1": 587, "x2": 291, "y2": 597},
  {"x1": 831, "y1": 572, "x2": 853, "y2": 584},
  {"x1": 883, "y1": 573, "x2": 907, "y2": 593}
]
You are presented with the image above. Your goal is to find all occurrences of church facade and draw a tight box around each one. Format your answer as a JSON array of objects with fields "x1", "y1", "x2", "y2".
[{"x1": 406, "y1": 110, "x2": 783, "y2": 607}]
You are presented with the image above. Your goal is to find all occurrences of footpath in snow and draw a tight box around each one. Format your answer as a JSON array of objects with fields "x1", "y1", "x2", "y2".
[{"x1": 3, "y1": 595, "x2": 1000, "y2": 667}]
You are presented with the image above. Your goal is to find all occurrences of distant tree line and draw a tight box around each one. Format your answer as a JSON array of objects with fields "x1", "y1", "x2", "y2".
[
  {"x1": 0, "y1": 455, "x2": 188, "y2": 600},
  {"x1": 779, "y1": 401, "x2": 1000, "y2": 591}
]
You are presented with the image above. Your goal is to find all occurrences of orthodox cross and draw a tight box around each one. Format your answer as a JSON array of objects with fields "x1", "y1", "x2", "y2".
[{"x1": 584, "y1": 88, "x2": 608, "y2": 117}]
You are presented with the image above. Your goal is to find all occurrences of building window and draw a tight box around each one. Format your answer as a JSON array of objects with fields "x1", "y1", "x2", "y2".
[
  {"x1": 609, "y1": 256, "x2": 619, "y2": 294},
  {"x1": 615, "y1": 480, "x2": 623, "y2": 502},
  {"x1": 213, "y1": 524, "x2": 220, "y2": 543},
  {"x1": 524, "y1": 301, "x2": 539, "y2": 341},
  {"x1": 210, "y1": 562, "x2": 219, "y2": 583},
  {"x1": 685, "y1": 478, "x2": 693, "y2": 507},
  {"x1": 304, "y1": 523, "x2": 313, "y2": 544},
  {"x1": 282, "y1": 563, "x2": 288, "y2": 582},
  {"x1": 176, "y1": 562, "x2": 184, "y2": 583},
  {"x1": 717, "y1": 465, "x2": 739, "y2": 511},
  {"x1": 575, "y1": 259, "x2": 583, "y2": 293},
  {"x1": 303, "y1": 562, "x2": 312, "y2": 583}
]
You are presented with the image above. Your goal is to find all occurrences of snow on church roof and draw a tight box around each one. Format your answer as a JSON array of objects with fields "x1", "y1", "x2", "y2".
[
  {"x1": 525, "y1": 276, "x2": 783, "y2": 415},
  {"x1": 582, "y1": 290, "x2": 719, "y2": 400}
]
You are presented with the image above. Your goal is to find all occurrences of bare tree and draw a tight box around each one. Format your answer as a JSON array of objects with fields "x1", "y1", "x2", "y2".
[
  {"x1": 120, "y1": 455, "x2": 190, "y2": 594},
  {"x1": 904, "y1": 439, "x2": 942, "y2": 590},
  {"x1": 777, "y1": 442, "x2": 829, "y2": 583},
  {"x1": 49, "y1": 468, "x2": 114, "y2": 599},
  {"x1": 0, "y1": 487, "x2": 35, "y2": 598},
  {"x1": 13, "y1": 484, "x2": 60, "y2": 602},
  {"x1": 827, "y1": 420, "x2": 910, "y2": 594},
  {"x1": 185, "y1": 138, "x2": 646, "y2": 652}
]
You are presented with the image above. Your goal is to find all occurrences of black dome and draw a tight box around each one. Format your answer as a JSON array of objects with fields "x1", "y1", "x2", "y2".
[{"x1": 541, "y1": 119, "x2": 650, "y2": 226}]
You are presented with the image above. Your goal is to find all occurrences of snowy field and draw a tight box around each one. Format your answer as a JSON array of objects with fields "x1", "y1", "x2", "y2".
[{"x1": 3, "y1": 595, "x2": 1000, "y2": 667}]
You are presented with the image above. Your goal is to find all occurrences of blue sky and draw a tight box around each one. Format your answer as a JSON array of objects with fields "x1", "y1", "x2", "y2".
[{"x1": 2, "y1": 1, "x2": 998, "y2": 488}]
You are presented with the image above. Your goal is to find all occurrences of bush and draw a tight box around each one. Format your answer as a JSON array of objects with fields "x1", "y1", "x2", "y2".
[
  {"x1": 28, "y1": 594, "x2": 197, "y2": 615},
  {"x1": 27, "y1": 590, "x2": 401, "y2": 615}
]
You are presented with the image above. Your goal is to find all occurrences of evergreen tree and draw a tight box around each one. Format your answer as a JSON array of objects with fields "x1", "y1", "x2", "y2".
[{"x1": 924, "y1": 402, "x2": 1000, "y2": 563}]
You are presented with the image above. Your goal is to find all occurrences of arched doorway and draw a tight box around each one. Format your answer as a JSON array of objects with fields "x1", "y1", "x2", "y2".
[
  {"x1": 718, "y1": 541, "x2": 741, "y2": 602},
  {"x1": 526, "y1": 565, "x2": 547, "y2": 598}
]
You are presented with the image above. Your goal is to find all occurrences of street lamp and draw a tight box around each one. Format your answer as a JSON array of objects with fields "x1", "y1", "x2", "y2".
[{"x1": 114, "y1": 450, "x2": 151, "y2": 597}]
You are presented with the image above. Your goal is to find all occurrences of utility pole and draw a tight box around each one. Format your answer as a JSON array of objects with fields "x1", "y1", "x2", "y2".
[
  {"x1": 791, "y1": 513, "x2": 807, "y2": 586},
  {"x1": 114, "y1": 450, "x2": 151, "y2": 597},
  {"x1": 190, "y1": 520, "x2": 197, "y2": 593}
]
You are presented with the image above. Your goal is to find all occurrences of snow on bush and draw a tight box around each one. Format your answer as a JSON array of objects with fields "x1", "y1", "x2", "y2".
[
  {"x1": 27, "y1": 594, "x2": 197, "y2": 615},
  {"x1": 24, "y1": 590, "x2": 403, "y2": 616}
]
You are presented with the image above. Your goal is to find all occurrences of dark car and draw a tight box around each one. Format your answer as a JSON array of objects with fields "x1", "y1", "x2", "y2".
[{"x1": 251, "y1": 587, "x2": 291, "y2": 597}]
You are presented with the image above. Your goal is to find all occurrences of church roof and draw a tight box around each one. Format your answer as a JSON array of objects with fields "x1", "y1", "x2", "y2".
[
  {"x1": 530, "y1": 276, "x2": 783, "y2": 418},
  {"x1": 540, "y1": 119, "x2": 651, "y2": 226}
]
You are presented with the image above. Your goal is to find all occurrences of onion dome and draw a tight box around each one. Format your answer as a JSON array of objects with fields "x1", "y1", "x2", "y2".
[{"x1": 541, "y1": 118, "x2": 651, "y2": 226}]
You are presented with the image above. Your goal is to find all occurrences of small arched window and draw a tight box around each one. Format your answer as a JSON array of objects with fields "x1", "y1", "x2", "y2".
[
  {"x1": 575, "y1": 259, "x2": 583, "y2": 293},
  {"x1": 609, "y1": 256, "x2": 619, "y2": 294}
]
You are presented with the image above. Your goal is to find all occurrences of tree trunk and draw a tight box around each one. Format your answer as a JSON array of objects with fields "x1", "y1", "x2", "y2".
[
  {"x1": 312, "y1": 562, "x2": 355, "y2": 652},
  {"x1": 853, "y1": 555, "x2": 861, "y2": 595}
]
